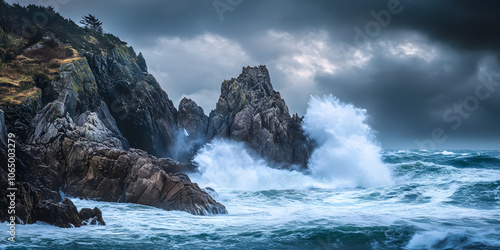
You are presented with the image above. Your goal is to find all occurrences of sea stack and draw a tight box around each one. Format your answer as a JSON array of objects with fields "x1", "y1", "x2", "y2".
[{"x1": 207, "y1": 65, "x2": 314, "y2": 169}]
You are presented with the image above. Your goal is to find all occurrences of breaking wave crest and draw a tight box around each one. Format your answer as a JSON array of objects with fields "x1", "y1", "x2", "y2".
[{"x1": 193, "y1": 95, "x2": 393, "y2": 190}]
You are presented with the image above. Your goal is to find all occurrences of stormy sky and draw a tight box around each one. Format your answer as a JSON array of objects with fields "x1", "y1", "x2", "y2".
[{"x1": 7, "y1": 0, "x2": 500, "y2": 149}]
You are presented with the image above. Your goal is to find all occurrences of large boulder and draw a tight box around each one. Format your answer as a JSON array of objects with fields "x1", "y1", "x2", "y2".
[
  {"x1": 207, "y1": 65, "x2": 313, "y2": 169},
  {"x1": 31, "y1": 198, "x2": 83, "y2": 228},
  {"x1": 32, "y1": 198, "x2": 105, "y2": 228},
  {"x1": 79, "y1": 207, "x2": 106, "y2": 226}
]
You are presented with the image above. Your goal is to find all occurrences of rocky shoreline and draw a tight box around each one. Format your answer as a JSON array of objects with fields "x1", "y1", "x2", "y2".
[{"x1": 0, "y1": 3, "x2": 313, "y2": 228}]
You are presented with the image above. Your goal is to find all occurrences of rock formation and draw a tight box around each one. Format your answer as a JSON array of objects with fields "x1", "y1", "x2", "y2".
[
  {"x1": 22, "y1": 46, "x2": 226, "y2": 215},
  {"x1": 207, "y1": 65, "x2": 313, "y2": 168},
  {"x1": 0, "y1": 3, "x2": 319, "y2": 228},
  {"x1": 61, "y1": 134, "x2": 225, "y2": 215},
  {"x1": 175, "y1": 97, "x2": 209, "y2": 162},
  {"x1": 79, "y1": 207, "x2": 106, "y2": 226},
  {"x1": 0, "y1": 2, "x2": 226, "y2": 228},
  {"x1": 85, "y1": 48, "x2": 178, "y2": 158},
  {"x1": 32, "y1": 198, "x2": 106, "y2": 228},
  {"x1": 0, "y1": 109, "x2": 105, "y2": 227}
]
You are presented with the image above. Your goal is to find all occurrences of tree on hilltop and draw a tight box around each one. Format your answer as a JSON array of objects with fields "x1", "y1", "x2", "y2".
[{"x1": 80, "y1": 14, "x2": 103, "y2": 34}]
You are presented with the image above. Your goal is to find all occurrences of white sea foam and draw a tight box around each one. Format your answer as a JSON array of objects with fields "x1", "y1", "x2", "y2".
[
  {"x1": 435, "y1": 150, "x2": 455, "y2": 155},
  {"x1": 4, "y1": 150, "x2": 500, "y2": 249},
  {"x1": 192, "y1": 140, "x2": 318, "y2": 191},
  {"x1": 303, "y1": 95, "x2": 393, "y2": 187},
  {"x1": 193, "y1": 95, "x2": 392, "y2": 190}
]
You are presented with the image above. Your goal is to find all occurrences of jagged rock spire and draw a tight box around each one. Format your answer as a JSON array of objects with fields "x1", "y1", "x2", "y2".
[{"x1": 207, "y1": 65, "x2": 313, "y2": 169}]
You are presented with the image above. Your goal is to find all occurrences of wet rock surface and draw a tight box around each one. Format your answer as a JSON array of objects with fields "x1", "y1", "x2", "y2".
[
  {"x1": 175, "y1": 97, "x2": 209, "y2": 162},
  {"x1": 207, "y1": 65, "x2": 313, "y2": 169},
  {"x1": 32, "y1": 198, "x2": 105, "y2": 228},
  {"x1": 79, "y1": 207, "x2": 106, "y2": 226}
]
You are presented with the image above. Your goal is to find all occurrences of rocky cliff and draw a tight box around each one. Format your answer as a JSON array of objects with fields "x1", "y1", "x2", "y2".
[
  {"x1": 207, "y1": 66, "x2": 313, "y2": 169},
  {"x1": 0, "y1": 2, "x2": 226, "y2": 227},
  {"x1": 0, "y1": 3, "x2": 316, "y2": 228},
  {"x1": 0, "y1": 46, "x2": 226, "y2": 218},
  {"x1": 85, "y1": 48, "x2": 178, "y2": 158}
]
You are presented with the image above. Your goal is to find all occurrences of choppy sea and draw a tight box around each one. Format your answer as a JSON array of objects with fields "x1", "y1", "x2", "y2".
[{"x1": 2, "y1": 149, "x2": 499, "y2": 249}]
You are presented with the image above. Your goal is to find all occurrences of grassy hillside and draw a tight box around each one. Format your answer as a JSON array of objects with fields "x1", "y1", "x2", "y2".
[{"x1": 0, "y1": 1, "x2": 126, "y2": 106}]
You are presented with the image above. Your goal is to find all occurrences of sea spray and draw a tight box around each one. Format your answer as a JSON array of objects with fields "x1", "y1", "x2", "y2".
[
  {"x1": 10, "y1": 150, "x2": 500, "y2": 249},
  {"x1": 193, "y1": 95, "x2": 393, "y2": 190},
  {"x1": 303, "y1": 95, "x2": 393, "y2": 187},
  {"x1": 193, "y1": 139, "x2": 316, "y2": 190}
]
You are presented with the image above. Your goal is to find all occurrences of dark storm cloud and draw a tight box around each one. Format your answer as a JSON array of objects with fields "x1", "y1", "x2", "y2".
[
  {"x1": 17, "y1": 1, "x2": 500, "y2": 52},
  {"x1": 314, "y1": 44, "x2": 500, "y2": 149},
  {"x1": 101, "y1": 0, "x2": 500, "y2": 52},
  {"x1": 6, "y1": 0, "x2": 500, "y2": 149}
]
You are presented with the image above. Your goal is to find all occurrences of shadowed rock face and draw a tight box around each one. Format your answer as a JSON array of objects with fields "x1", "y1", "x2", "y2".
[
  {"x1": 0, "y1": 110, "x2": 6, "y2": 147},
  {"x1": 175, "y1": 97, "x2": 209, "y2": 162},
  {"x1": 85, "y1": 47, "x2": 178, "y2": 158},
  {"x1": 22, "y1": 51, "x2": 226, "y2": 216},
  {"x1": 178, "y1": 98, "x2": 208, "y2": 140},
  {"x1": 207, "y1": 65, "x2": 313, "y2": 169},
  {"x1": 0, "y1": 42, "x2": 226, "y2": 225}
]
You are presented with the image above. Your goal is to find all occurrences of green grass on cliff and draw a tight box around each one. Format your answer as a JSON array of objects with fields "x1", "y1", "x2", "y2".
[{"x1": 0, "y1": 0, "x2": 127, "y2": 106}]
